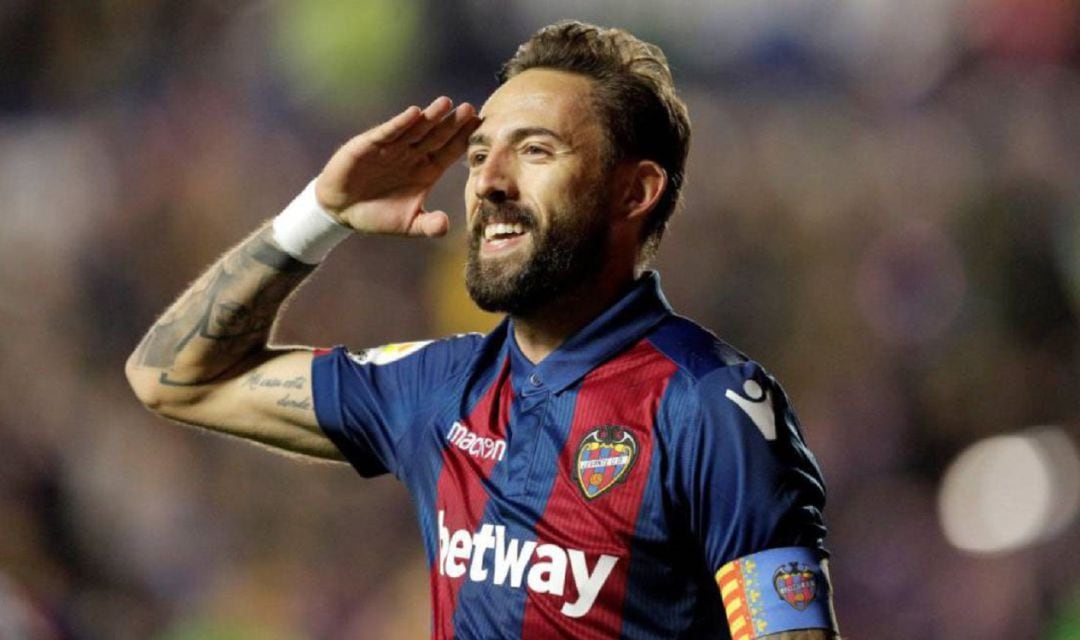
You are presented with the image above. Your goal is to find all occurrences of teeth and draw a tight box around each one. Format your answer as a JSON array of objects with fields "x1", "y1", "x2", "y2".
[{"x1": 484, "y1": 223, "x2": 526, "y2": 240}]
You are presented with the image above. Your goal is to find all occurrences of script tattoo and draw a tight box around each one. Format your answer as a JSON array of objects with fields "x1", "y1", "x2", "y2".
[
  {"x1": 133, "y1": 227, "x2": 314, "y2": 385},
  {"x1": 275, "y1": 394, "x2": 312, "y2": 411},
  {"x1": 242, "y1": 371, "x2": 307, "y2": 391},
  {"x1": 239, "y1": 372, "x2": 312, "y2": 409}
]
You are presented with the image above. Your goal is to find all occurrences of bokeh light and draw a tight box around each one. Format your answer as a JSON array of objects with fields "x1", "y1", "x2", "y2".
[
  {"x1": 939, "y1": 427, "x2": 1080, "y2": 554},
  {"x1": 272, "y1": 0, "x2": 422, "y2": 114}
]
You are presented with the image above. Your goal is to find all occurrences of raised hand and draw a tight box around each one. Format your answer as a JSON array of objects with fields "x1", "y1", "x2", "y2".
[{"x1": 315, "y1": 97, "x2": 481, "y2": 238}]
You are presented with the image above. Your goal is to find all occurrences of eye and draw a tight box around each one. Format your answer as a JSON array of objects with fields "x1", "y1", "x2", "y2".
[
  {"x1": 522, "y1": 144, "x2": 550, "y2": 156},
  {"x1": 466, "y1": 150, "x2": 488, "y2": 168}
]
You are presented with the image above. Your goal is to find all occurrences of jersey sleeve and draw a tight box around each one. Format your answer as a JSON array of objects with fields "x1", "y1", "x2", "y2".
[
  {"x1": 311, "y1": 336, "x2": 480, "y2": 478},
  {"x1": 673, "y1": 361, "x2": 828, "y2": 570}
]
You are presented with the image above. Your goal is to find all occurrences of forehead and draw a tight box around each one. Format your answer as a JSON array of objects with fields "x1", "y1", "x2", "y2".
[{"x1": 476, "y1": 68, "x2": 601, "y2": 144}]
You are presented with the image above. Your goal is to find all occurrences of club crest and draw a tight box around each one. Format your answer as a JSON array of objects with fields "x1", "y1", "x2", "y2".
[
  {"x1": 575, "y1": 426, "x2": 637, "y2": 500},
  {"x1": 773, "y1": 562, "x2": 818, "y2": 610}
]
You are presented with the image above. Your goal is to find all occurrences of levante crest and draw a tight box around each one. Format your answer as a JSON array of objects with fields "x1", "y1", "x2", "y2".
[
  {"x1": 575, "y1": 426, "x2": 638, "y2": 500},
  {"x1": 773, "y1": 561, "x2": 818, "y2": 610}
]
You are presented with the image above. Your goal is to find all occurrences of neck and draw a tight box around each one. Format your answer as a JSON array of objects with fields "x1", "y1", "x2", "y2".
[{"x1": 511, "y1": 270, "x2": 636, "y2": 364}]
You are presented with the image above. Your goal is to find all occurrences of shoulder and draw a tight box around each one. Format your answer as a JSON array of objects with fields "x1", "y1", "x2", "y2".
[
  {"x1": 313, "y1": 333, "x2": 487, "y2": 388},
  {"x1": 340, "y1": 333, "x2": 485, "y2": 367},
  {"x1": 646, "y1": 316, "x2": 790, "y2": 435},
  {"x1": 646, "y1": 314, "x2": 759, "y2": 385}
]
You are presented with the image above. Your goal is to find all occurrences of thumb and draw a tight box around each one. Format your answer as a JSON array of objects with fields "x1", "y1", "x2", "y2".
[{"x1": 410, "y1": 210, "x2": 450, "y2": 237}]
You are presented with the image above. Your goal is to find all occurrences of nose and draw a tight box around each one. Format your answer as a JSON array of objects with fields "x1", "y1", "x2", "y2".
[{"x1": 473, "y1": 150, "x2": 518, "y2": 203}]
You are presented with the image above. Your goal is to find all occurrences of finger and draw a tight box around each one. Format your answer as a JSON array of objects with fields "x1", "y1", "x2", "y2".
[
  {"x1": 401, "y1": 97, "x2": 455, "y2": 145},
  {"x1": 363, "y1": 105, "x2": 424, "y2": 147},
  {"x1": 414, "y1": 103, "x2": 478, "y2": 154},
  {"x1": 408, "y1": 210, "x2": 450, "y2": 238},
  {"x1": 429, "y1": 113, "x2": 483, "y2": 170}
]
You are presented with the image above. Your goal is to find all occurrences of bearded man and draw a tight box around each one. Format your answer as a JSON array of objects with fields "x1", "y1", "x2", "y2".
[{"x1": 127, "y1": 21, "x2": 839, "y2": 640}]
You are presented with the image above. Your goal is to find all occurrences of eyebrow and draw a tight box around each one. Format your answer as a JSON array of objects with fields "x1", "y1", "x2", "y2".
[{"x1": 468, "y1": 126, "x2": 565, "y2": 148}]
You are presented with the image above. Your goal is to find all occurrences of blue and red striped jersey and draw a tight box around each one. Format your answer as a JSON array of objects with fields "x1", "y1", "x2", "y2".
[{"x1": 312, "y1": 272, "x2": 828, "y2": 639}]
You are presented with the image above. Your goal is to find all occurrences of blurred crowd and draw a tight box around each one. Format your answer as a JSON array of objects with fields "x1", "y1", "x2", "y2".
[{"x1": 1, "y1": 1, "x2": 1078, "y2": 638}]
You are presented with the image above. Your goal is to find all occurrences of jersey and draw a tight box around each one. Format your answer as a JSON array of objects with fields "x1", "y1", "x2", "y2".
[{"x1": 311, "y1": 272, "x2": 828, "y2": 639}]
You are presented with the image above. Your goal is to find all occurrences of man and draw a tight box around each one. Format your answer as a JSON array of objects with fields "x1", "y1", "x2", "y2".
[{"x1": 127, "y1": 21, "x2": 838, "y2": 639}]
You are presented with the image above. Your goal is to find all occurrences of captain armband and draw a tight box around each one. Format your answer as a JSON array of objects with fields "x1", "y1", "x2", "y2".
[{"x1": 715, "y1": 546, "x2": 838, "y2": 639}]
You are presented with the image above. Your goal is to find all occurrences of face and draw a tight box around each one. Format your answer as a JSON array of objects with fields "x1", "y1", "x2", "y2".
[{"x1": 464, "y1": 68, "x2": 614, "y2": 316}]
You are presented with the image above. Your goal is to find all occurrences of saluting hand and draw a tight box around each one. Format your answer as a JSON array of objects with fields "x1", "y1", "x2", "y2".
[{"x1": 315, "y1": 97, "x2": 481, "y2": 237}]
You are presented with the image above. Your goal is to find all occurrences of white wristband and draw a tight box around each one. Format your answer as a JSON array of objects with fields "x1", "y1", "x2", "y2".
[{"x1": 271, "y1": 179, "x2": 353, "y2": 264}]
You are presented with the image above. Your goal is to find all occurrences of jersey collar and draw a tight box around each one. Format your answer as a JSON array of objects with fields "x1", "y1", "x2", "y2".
[{"x1": 504, "y1": 271, "x2": 673, "y2": 395}]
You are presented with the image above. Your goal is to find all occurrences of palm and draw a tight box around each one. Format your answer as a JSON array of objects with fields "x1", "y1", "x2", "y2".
[{"x1": 316, "y1": 97, "x2": 480, "y2": 237}]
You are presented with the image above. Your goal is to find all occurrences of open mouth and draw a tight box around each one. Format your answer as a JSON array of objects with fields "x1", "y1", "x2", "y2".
[
  {"x1": 480, "y1": 221, "x2": 531, "y2": 254},
  {"x1": 483, "y1": 222, "x2": 527, "y2": 242},
  {"x1": 474, "y1": 203, "x2": 537, "y2": 255}
]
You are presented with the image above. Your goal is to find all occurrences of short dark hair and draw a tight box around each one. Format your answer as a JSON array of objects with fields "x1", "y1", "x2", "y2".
[{"x1": 499, "y1": 21, "x2": 691, "y2": 264}]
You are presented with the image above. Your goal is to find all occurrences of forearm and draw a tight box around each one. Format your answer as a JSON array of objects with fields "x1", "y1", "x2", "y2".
[
  {"x1": 127, "y1": 223, "x2": 314, "y2": 397},
  {"x1": 128, "y1": 95, "x2": 473, "y2": 387}
]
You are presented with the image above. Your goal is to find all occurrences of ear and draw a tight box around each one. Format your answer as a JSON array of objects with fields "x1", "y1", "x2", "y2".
[{"x1": 615, "y1": 160, "x2": 667, "y2": 224}]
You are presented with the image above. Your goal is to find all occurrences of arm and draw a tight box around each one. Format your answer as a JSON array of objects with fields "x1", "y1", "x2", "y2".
[
  {"x1": 671, "y1": 364, "x2": 839, "y2": 637},
  {"x1": 125, "y1": 97, "x2": 481, "y2": 459},
  {"x1": 125, "y1": 225, "x2": 333, "y2": 457}
]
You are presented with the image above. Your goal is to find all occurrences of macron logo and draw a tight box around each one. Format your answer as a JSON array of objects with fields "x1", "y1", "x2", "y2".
[
  {"x1": 437, "y1": 510, "x2": 618, "y2": 618},
  {"x1": 724, "y1": 379, "x2": 777, "y2": 440},
  {"x1": 446, "y1": 421, "x2": 506, "y2": 462}
]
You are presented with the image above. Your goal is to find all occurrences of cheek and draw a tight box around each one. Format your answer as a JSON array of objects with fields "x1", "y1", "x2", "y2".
[
  {"x1": 526, "y1": 169, "x2": 579, "y2": 210},
  {"x1": 463, "y1": 174, "x2": 476, "y2": 201},
  {"x1": 545, "y1": 169, "x2": 600, "y2": 213},
  {"x1": 463, "y1": 179, "x2": 479, "y2": 220}
]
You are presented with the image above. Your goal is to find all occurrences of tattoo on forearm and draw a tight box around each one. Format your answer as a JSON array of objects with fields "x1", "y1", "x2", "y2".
[{"x1": 133, "y1": 227, "x2": 314, "y2": 385}]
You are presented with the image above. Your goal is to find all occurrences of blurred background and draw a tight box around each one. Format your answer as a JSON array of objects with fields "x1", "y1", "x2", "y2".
[{"x1": 1, "y1": 0, "x2": 1079, "y2": 638}]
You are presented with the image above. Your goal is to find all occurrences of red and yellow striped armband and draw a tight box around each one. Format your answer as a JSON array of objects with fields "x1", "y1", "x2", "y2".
[{"x1": 715, "y1": 547, "x2": 838, "y2": 640}]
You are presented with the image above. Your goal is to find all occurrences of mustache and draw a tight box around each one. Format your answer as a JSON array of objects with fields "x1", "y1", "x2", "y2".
[{"x1": 471, "y1": 202, "x2": 538, "y2": 236}]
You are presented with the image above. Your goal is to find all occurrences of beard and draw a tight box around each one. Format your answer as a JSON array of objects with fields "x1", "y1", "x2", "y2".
[{"x1": 465, "y1": 193, "x2": 609, "y2": 317}]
